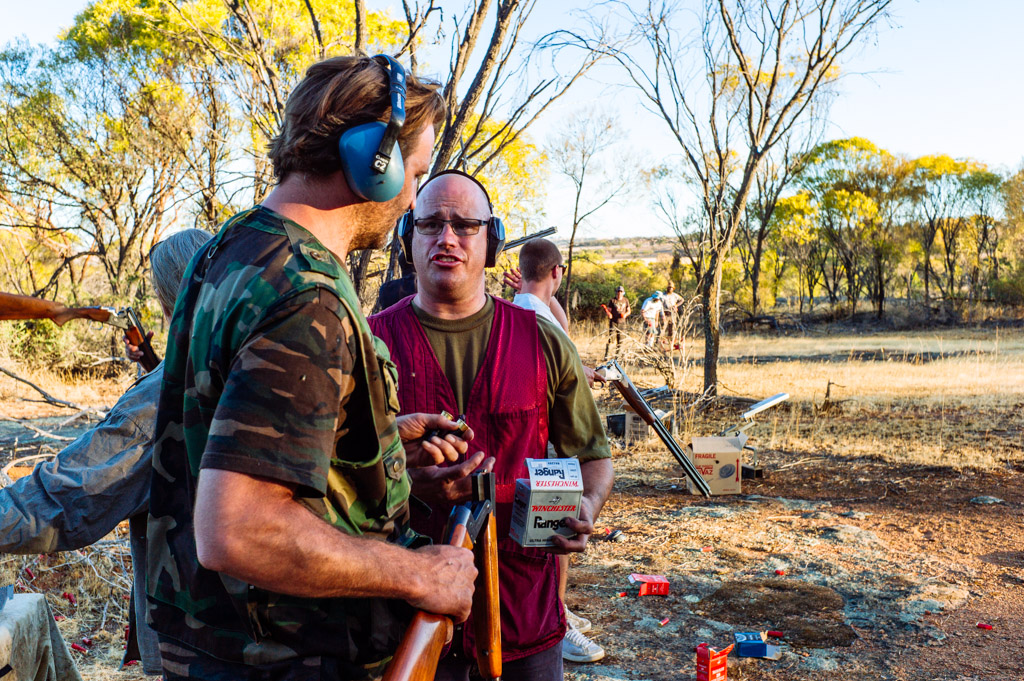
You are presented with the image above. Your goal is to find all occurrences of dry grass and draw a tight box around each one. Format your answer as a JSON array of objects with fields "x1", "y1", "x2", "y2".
[
  {"x1": 1, "y1": 325, "x2": 1021, "y2": 679},
  {"x1": 574, "y1": 325, "x2": 1024, "y2": 471},
  {"x1": 0, "y1": 523, "x2": 147, "y2": 681}
]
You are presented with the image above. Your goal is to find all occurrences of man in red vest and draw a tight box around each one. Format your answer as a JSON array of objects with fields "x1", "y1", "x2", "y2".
[{"x1": 370, "y1": 170, "x2": 613, "y2": 680}]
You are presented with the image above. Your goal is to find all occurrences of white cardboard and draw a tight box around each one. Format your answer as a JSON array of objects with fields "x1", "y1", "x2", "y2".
[
  {"x1": 509, "y1": 458, "x2": 584, "y2": 547},
  {"x1": 685, "y1": 434, "x2": 748, "y2": 495}
]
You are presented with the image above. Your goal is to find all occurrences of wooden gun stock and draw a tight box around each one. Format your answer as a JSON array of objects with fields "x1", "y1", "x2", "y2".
[
  {"x1": 384, "y1": 472, "x2": 501, "y2": 681},
  {"x1": 0, "y1": 291, "x2": 113, "y2": 326},
  {"x1": 123, "y1": 307, "x2": 161, "y2": 372},
  {"x1": 383, "y1": 524, "x2": 469, "y2": 681},
  {"x1": 472, "y1": 512, "x2": 501, "y2": 680}
]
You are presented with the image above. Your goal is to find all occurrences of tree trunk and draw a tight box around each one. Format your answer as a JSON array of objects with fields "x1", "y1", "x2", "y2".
[
  {"x1": 874, "y1": 249, "x2": 885, "y2": 319},
  {"x1": 354, "y1": 0, "x2": 368, "y2": 54},
  {"x1": 699, "y1": 254, "x2": 723, "y2": 397},
  {"x1": 348, "y1": 249, "x2": 373, "y2": 297},
  {"x1": 562, "y1": 241, "x2": 576, "y2": 325},
  {"x1": 922, "y1": 250, "x2": 932, "y2": 317},
  {"x1": 846, "y1": 258, "x2": 857, "y2": 317},
  {"x1": 750, "y1": 230, "x2": 765, "y2": 315}
]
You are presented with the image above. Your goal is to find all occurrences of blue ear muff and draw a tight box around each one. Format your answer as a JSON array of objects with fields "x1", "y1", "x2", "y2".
[
  {"x1": 486, "y1": 217, "x2": 506, "y2": 268},
  {"x1": 339, "y1": 123, "x2": 405, "y2": 202}
]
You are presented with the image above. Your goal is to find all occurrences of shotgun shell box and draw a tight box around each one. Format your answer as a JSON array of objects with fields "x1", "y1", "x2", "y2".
[
  {"x1": 628, "y1": 573, "x2": 670, "y2": 596},
  {"x1": 695, "y1": 642, "x2": 733, "y2": 681},
  {"x1": 509, "y1": 458, "x2": 584, "y2": 548},
  {"x1": 733, "y1": 631, "x2": 783, "y2": 659}
]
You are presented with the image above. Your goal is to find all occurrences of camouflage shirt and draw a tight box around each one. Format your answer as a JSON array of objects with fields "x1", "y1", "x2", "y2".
[{"x1": 147, "y1": 206, "x2": 411, "y2": 673}]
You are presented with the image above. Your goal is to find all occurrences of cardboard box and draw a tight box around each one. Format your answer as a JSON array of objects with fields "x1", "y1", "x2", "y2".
[
  {"x1": 624, "y1": 409, "x2": 648, "y2": 444},
  {"x1": 733, "y1": 632, "x2": 782, "y2": 659},
  {"x1": 628, "y1": 573, "x2": 670, "y2": 596},
  {"x1": 623, "y1": 407, "x2": 671, "y2": 445},
  {"x1": 696, "y1": 642, "x2": 734, "y2": 681},
  {"x1": 684, "y1": 434, "x2": 747, "y2": 495},
  {"x1": 509, "y1": 458, "x2": 583, "y2": 548}
]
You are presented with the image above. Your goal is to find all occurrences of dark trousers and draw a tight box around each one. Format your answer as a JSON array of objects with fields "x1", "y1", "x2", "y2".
[
  {"x1": 434, "y1": 641, "x2": 563, "y2": 681},
  {"x1": 159, "y1": 636, "x2": 353, "y2": 681},
  {"x1": 605, "y1": 320, "x2": 623, "y2": 356}
]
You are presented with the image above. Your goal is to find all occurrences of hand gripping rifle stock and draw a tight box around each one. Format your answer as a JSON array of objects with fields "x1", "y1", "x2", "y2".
[
  {"x1": 383, "y1": 472, "x2": 502, "y2": 681},
  {"x1": 596, "y1": 360, "x2": 712, "y2": 498},
  {"x1": 0, "y1": 292, "x2": 161, "y2": 373},
  {"x1": 121, "y1": 307, "x2": 161, "y2": 373}
]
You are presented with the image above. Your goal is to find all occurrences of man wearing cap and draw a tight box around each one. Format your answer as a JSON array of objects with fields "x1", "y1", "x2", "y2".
[
  {"x1": 641, "y1": 291, "x2": 664, "y2": 346},
  {"x1": 370, "y1": 171, "x2": 613, "y2": 680},
  {"x1": 604, "y1": 286, "x2": 631, "y2": 357},
  {"x1": 146, "y1": 55, "x2": 478, "y2": 681}
]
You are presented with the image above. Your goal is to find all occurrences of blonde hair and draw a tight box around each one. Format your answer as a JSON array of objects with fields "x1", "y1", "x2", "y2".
[{"x1": 149, "y1": 229, "x2": 213, "y2": 312}]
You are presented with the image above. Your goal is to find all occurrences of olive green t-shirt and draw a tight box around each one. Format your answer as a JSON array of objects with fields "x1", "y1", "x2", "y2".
[{"x1": 412, "y1": 297, "x2": 610, "y2": 462}]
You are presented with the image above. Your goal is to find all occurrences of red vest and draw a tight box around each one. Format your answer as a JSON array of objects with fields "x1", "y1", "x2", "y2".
[{"x1": 370, "y1": 296, "x2": 565, "y2": 660}]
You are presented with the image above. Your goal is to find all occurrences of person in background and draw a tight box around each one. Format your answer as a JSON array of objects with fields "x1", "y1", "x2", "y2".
[
  {"x1": 640, "y1": 291, "x2": 664, "y2": 346},
  {"x1": 661, "y1": 281, "x2": 683, "y2": 340},
  {"x1": 603, "y1": 285, "x2": 631, "y2": 358},
  {"x1": 0, "y1": 228, "x2": 212, "y2": 675},
  {"x1": 507, "y1": 238, "x2": 608, "y2": 664}
]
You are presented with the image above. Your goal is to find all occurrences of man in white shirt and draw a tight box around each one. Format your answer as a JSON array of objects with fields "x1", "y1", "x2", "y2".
[
  {"x1": 641, "y1": 291, "x2": 664, "y2": 345},
  {"x1": 508, "y1": 238, "x2": 608, "y2": 665},
  {"x1": 512, "y1": 238, "x2": 568, "y2": 329}
]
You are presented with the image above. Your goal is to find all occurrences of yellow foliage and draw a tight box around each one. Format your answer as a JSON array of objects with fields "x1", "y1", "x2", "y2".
[{"x1": 463, "y1": 115, "x2": 549, "y2": 237}]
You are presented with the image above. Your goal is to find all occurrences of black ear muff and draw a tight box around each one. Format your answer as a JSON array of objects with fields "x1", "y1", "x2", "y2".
[
  {"x1": 486, "y1": 217, "x2": 506, "y2": 268},
  {"x1": 396, "y1": 211, "x2": 415, "y2": 271},
  {"x1": 338, "y1": 55, "x2": 408, "y2": 202}
]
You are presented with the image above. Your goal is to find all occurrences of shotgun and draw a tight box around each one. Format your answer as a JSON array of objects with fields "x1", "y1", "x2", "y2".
[
  {"x1": 595, "y1": 360, "x2": 712, "y2": 497},
  {"x1": 502, "y1": 226, "x2": 556, "y2": 252},
  {"x1": 0, "y1": 291, "x2": 161, "y2": 372},
  {"x1": 383, "y1": 472, "x2": 501, "y2": 681}
]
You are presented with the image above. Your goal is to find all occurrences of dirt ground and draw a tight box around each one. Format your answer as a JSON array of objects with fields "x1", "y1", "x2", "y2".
[
  {"x1": 1, "y1": 329, "x2": 1022, "y2": 680},
  {"x1": 563, "y1": 399, "x2": 1023, "y2": 681}
]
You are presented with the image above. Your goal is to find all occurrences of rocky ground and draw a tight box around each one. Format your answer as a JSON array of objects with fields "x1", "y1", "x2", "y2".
[{"x1": 564, "y1": 423, "x2": 1023, "y2": 681}]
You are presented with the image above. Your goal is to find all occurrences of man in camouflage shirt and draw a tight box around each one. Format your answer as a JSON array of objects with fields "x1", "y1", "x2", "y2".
[{"x1": 147, "y1": 55, "x2": 477, "y2": 681}]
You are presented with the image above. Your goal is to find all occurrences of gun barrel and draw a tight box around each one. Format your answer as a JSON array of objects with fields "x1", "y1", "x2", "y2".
[
  {"x1": 502, "y1": 226, "x2": 556, "y2": 251},
  {"x1": 603, "y1": 361, "x2": 712, "y2": 498}
]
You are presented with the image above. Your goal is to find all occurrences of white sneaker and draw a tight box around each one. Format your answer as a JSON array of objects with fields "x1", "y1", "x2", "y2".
[
  {"x1": 562, "y1": 626, "x2": 605, "y2": 663},
  {"x1": 564, "y1": 605, "x2": 591, "y2": 633}
]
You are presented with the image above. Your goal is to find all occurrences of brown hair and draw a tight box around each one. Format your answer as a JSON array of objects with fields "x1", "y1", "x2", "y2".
[
  {"x1": 268, "y1": 55, "x2": 445, "y2": 181},
  {"x1": 519, "y1": 239, "x2": 563, "y2": 282}
]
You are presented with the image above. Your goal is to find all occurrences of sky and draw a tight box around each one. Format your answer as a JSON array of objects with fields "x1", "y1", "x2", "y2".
[{"x1": 3, "y1": 1, "x2": 1023, "y2": 240}]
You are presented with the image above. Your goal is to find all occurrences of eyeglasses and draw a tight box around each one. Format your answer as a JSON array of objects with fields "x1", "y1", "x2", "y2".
[
  {"x1": 557, "y1": 264, "x2": 567, "y2": 274},
  {"x1": 413, "y1": 217, "x2": 489, "y2": 236}
]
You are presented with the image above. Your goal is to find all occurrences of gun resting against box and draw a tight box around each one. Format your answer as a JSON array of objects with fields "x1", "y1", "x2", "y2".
[
  {"x1": 0, "y1": 291, "x2": 161, "y2": 372},
  {"x1": 383, "y1": 471, "x2": 502, "y2": 681},
  {"x1": 596, "y1": 360, "x2": 712, "y2": 498}
]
